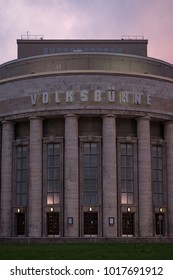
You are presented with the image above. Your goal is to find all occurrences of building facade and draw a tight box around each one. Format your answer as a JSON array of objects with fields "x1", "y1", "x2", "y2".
[{"x1": 0, "y1": 39, "x2": 173, "y2": 238}]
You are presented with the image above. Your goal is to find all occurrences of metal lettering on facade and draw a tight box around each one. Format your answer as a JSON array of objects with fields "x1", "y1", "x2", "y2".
[{"x1": 31, "y1": 89, "x2": 152, "y2": 106}]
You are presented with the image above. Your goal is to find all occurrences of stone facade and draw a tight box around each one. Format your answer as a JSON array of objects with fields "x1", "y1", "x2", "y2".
[{"x1": 0, "y1": 42, "x2": 173, "y2": 238}]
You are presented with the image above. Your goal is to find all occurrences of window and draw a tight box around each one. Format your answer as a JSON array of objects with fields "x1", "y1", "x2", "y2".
[
  {"x1": 47, "y1": 143, "x2": 61, "y2": 205},
  {"x1": 120, "y1": 143, "x2": 134, "y2": 204},
  {"x1": 43, "y1": 48, "x2": 48, "y2": 54},
  {"x1": 16, "y1": 146, "x2": 28, "y2": 206},
  {"x1": 152, "y1": 146, "x2": 163, "y2": 206},
  {"x1": 83, "y1": 143, "x2": 99, "y2": 205}
]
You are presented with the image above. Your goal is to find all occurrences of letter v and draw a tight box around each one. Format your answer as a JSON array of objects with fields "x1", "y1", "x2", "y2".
[{"x1": 31, "y1": 94, "x2": 38, "y2": 105}]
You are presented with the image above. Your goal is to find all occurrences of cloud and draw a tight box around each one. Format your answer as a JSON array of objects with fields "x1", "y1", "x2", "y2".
[{"x1": 0, "y1": 0, "x2": 173, "y2": 64}]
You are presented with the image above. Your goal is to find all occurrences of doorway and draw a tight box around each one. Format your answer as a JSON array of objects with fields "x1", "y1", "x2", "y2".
[
  {"x1": 84, "y1": 212, "x2": 98, "y2": 236},
  {"x1": 16, "y1": 213, "x2": 25, "y2": 235},
  {"x1": 122, "y1": 212, "x2": 134, "y2": 236},
  {"x1": 47, "y1": 212, "x2": 59, "y2": 236},
  {"x1": 155, "y1": 213, "x2": 164, "y2": 236}
]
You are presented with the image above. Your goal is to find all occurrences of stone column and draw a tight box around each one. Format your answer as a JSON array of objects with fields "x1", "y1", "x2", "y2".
[
  {"x1": 102, "y1": 115, "x2": 117, "y2": 237},
  {"x1": 164, "y1": 121, "x2": 173, "y2": 236},
  {"x1": 0, "y1": 121, "x2": 14, "y2": 236},
  {"x1": 137, "y1": 117, "x2": 153, "y2": 237},
  {"x1": 64, "y1": 114, "x2": 78, "y2": 237},
  {"x1": 29, "y1": 117, "x2": 43, "y2": 237}
]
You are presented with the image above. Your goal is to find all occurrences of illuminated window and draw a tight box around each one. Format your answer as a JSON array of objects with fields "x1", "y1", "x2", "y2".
[
  {"x1": 120, "y1": 143, "x2": 134, "y2": 204},
  {"x1": 16, "y1": 146, "x2": 28, "y2": 206},
  {"x1": 47, "y1": 143, "x2": 61, "y2": 205}
]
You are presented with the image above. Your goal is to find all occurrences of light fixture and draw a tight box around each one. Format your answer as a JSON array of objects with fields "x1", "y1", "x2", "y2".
[
  {"x1": 17, "y1": 208, "x2": 21, "y2": 213},
  {"x1": 127, "y1": 207, "x2": 131, "y2": 212},
  {"x1": 159, "y1": 208, "x2": 163, "y2": 212},
  {"x1": 109, "y1": 217, "x2": 114, "y2": 225},
  {"x1": 67, "y1": 217, "x2": 73, "y2": 225},
  {"x1": 89, "y1": 207, "x2": 92, "y2": 212},
  {"x1": 50, "y1": 207, "x2": 54, "y2": 212}
]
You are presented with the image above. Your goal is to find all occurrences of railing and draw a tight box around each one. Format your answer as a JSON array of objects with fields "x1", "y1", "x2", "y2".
[
  {"x1": 21, "y1": 34, "x2": 44, "y2": 40},
  {"x1": 121, "y1": 35, "x2": 144, "y2": 40}
]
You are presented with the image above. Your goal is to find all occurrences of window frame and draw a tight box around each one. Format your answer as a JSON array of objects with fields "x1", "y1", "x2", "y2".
[
  {"x1": 13, "y1": 141, "x2": 29, "y2": 208},
  {"x1": 43, "y1": 137, "x2": 64, "y2": 207},
  {"x1": 117, "y1": 138, "x2": 137, "y2": 207},
  {"x1": 151, "y1": 140, "x2": 166, "y2": 208},
  {"x1": 80, "y1": 136, "x2": 102, "y2": 207}
]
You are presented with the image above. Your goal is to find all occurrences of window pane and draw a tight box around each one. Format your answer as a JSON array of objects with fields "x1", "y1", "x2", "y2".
[
  {"x1": 84, "y1": 168, "x2": 90, "y2": 179},
  {"x1": 90, "y1": 192, "x2": 98, "y2": 204},
  {"x1": 84, "y1": 143, "x2": 90, "y2": 154},
  {"x1": 90, "y1": 155, "x2": 97, "y2": 166},
  {"x1": 126, "y1": 168, "x2": 133, "y2": 180},
  {"x1": 84, "y1": 155, "x2": 90, "y2": 166},
  {"x1": 47, "y1": 181, "x2": 54, "y2": 192},
  {"x1": 90, "y1": 168, "x2": 97, "y2": 179},
  {"x1": 91, "y1": 143, "x2": 97, "y2": 154},
  {"x1": 157, "y1": 170, "x2": 163, "y2": 181},
  {"x1": 121, "y1": 156, "x2": 126, "y2": 167},
  {"x1": 47, "y1": 193, "x2": 54, "y2": 204},
  {"x1": 120, "y1": 144, "x2": 126, "y2": 155},
  {"x1": 48, "y1": 156, "x2": 54, "y2": 167},
  {"x1": 127, "y1": 181, "x2": 134, "y2": 192},
  {"x1": 21, "y1": 194, "x2": 27, "y2": 206},
  {"x1": 121, "y1": 167, "x2": 127, "y2": 180},
  {"x1": 54, "y1": 155, "x2": 60, "y2": 167},
  {"x1": 54, "y1": 181, "x2": 61, "y2": 192},
  {"x1": 54, "y1": 193, "x2": 60, "y2": 204},
  {"x1": 158, "y1": 158, "x2": 162, "y2": 169},
  {"x1": 121, "y1": 181, "x2": 127, "y2": 192},
  {"x1": 121, "y1": 193, "x2": 127, "y2": 204},
  {"x1": 127, "y1": 144, "x2": 133, "y2": 155},
  {"x1": 157, "y1": 146, "x2": 162, "y2": 157},
  {"x1": 127, "y1": 193, "x2": 134, "y2": 204},
  {"x1": 54, "y1": 144, "x2": 60, "y2": 155},
  {"x1": 126, "y1": 156, "x2": 133, "y2": 167}
]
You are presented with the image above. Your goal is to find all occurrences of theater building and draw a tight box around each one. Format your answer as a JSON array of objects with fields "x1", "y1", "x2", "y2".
[{"x1": 0, "y1": 38, "x2": 173, "y2": 238}]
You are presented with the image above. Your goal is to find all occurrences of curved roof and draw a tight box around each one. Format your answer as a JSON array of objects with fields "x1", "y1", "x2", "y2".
[{"x1": 0, "y1": 52, "x2": 173, "y2": 83}]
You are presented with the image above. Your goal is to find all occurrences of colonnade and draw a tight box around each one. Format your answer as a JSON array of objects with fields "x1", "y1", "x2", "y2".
[{"x1": 0, "y1": 115, "x2": 173, "y2": 237}]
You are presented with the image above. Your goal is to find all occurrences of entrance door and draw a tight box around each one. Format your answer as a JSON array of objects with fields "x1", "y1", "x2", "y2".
[
  {"x1": 16, "y1": 213, "x2": 25, "y2": 235},
  {"x1": 122, "y1": 212, "x2": 134, "y2": 236},
  {"x1": 47, "y1": 212, "x2": 59, "y2": 235},
  {"x1": 84, "y1": 212, "x2": 98, "y2": 236},
  {"x1": 155, "y1": 213, "x2": 164, "y2": 235}
]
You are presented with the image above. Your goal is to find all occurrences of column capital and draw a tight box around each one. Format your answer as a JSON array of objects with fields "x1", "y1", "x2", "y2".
[
  {"x1": 1, "y1": 120, "x2": 15, "y2": 125},
  {"x1": 137, "y1": 116, "x2": 151, "y2": 122},
  {"x1": 64, "y1": 114, "x2": 78, "y2": 119},
  {"x1": 102, "y1": 114, "x2": 117, "y2": 119},
  {"x1": 164, "y1": 120, "x2": 173, "y2": 126},
  {"x1": 29, "y1": 116, "x2": 43, "y2": 121}
]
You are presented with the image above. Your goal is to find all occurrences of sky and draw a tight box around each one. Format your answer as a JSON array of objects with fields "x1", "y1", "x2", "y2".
[{"x1": 0, "y1": 0, "x2": 173, "y2": 65}]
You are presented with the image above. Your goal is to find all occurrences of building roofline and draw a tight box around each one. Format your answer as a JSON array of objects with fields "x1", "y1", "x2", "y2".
[
  {"x1": 0, "y1": 52, "x2": 172, "y2": 84},
  {"x1": 17, "y1": 38, "x2": 148, "y2": 44}
]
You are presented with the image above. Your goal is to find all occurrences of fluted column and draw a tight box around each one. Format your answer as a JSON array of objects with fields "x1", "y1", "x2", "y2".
[
  {"x1": 164, "y1": 121, "x2": 173, "y2": 236},
  {"x1": 0, "y1": 121, "x2": 14, "y2": 236},
  {"x1": 102, "y1": 115, "x2": 117, "y2": 237},
  {"x1": 29, "y1": 117, "x2": 43, "y2": 237},
  {"x1": 137, "y1": 117, "x2": 153, "y2": 236},
  {"x1": 64, "y1": 114, "x2": 78, "y2": 237}
]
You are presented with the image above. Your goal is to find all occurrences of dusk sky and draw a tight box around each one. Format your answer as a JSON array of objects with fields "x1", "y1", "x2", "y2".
[{"x1": 0, "y1": 0, "x2": 173, "y2": 65}]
